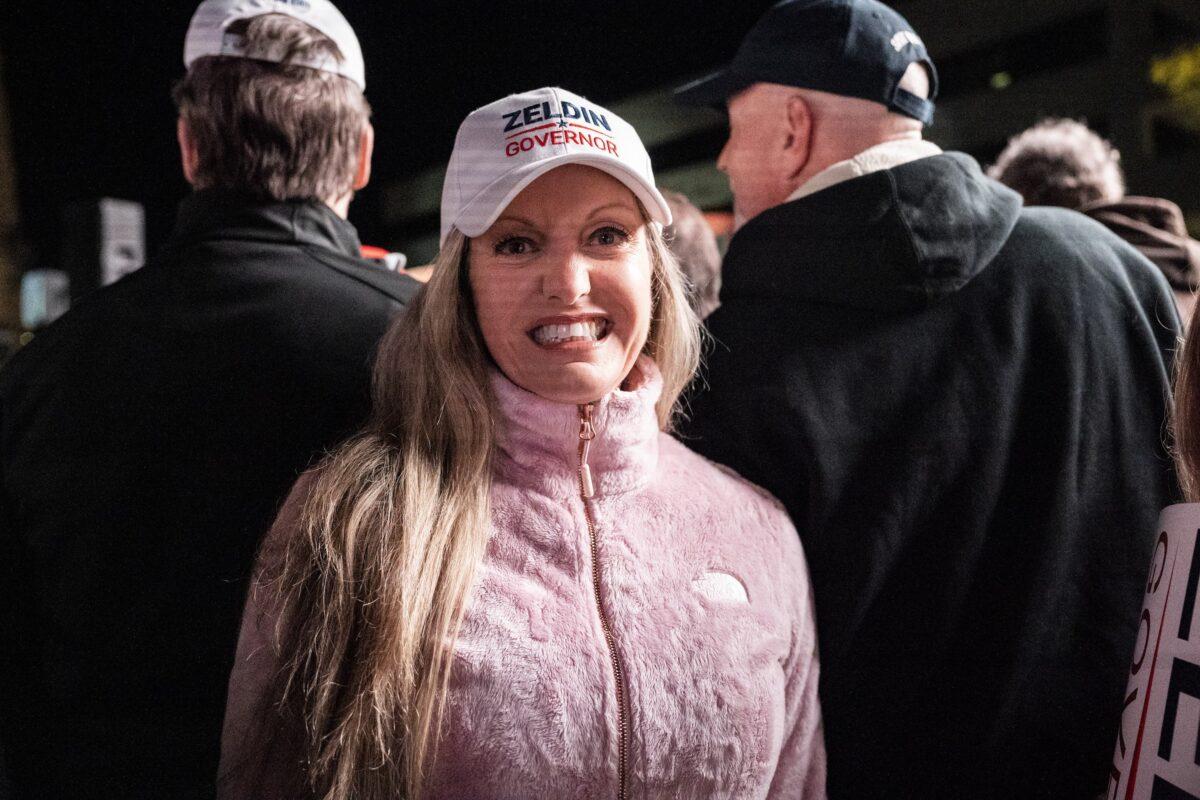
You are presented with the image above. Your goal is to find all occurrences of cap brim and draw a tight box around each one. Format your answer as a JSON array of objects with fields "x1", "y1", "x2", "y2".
[
  {"x1": 448, "y1": 153, "x2": 673, "y2": 244},
  {"x1": 673, "y1": 67, "x2": 752, "y2": 108}
]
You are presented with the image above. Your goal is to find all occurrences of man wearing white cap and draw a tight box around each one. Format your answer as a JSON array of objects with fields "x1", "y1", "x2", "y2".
[{"x1": 0, "y1": 2, "x2": 417, "y2": 797}]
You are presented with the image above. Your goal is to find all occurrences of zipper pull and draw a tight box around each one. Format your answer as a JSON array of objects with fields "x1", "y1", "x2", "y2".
[{"x1": 578, "y1": 402, "x2": 596, "y2": 499}]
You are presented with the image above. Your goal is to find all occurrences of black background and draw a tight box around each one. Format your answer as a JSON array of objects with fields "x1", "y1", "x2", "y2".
[{"x1": 0, "y1": 1, "x2": 778, "y2": 267}]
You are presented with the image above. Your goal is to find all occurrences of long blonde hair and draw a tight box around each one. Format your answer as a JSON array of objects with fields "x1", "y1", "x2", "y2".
[
  {"x1": 1175, "y1": 304, "x2": 1200, "y2": 500},
  {"x1": 261, "y1": 211, "x2": 701, "y2": 799}
]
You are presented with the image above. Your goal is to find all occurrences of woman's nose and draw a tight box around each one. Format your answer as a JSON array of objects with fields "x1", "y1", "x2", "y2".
[{"x1": 541, "y1": 250, "x2": 591, "y2": 305}]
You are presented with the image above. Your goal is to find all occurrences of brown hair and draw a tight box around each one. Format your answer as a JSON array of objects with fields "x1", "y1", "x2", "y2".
[
  {"x1": 171, "y1": 14, "x2": 370, "y2": 202},
  {"x1": 988, "y1": 118, "x2": 1125, "y2": 209},
  {"x1": 663, "y1": 190, "x2": 722, "y2": 320}
]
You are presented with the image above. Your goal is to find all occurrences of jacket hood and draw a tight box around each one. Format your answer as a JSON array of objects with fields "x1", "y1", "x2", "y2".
[
  {"x1": 723, "y1": 152, "x2": 1024, "y2": 311},
  {"x1": 490, "y1": 355, "x2": 662, "y2": 498},
  {"x1": 1083, "y1": 196, "x2": 1200, "y2": 292}
]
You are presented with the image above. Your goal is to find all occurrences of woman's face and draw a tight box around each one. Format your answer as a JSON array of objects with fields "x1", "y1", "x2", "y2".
[{"x1": 469, "y1": 165, "x2": 653, "y2": 405}]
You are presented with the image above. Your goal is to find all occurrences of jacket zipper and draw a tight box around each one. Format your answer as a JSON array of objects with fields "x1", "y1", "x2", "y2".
[{"x1": 578, "y1": 402, "x2": 629, "y2": 800}]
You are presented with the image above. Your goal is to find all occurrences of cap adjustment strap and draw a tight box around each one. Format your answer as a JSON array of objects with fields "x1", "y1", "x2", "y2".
[{"x1": 890, "y1": 88, "x2": 934, "y2": 126}]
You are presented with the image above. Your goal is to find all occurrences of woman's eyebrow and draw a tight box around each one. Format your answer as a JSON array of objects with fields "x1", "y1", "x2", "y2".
[
  {"x1": 492, "y1": 214, "x2": 538, "y2": 229},
  {"x1": 585, "y1": 201, "x2": 639, "y2": 221}
]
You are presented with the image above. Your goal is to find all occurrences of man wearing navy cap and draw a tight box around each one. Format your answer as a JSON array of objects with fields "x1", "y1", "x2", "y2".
[{"x1": 678, "y1": 1, "x2": 1181, "y2": 797}]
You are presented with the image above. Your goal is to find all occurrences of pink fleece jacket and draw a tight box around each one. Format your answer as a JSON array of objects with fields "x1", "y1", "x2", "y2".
[{"x1": 220, "y1": 358, "x2": 826, "y2": 799}]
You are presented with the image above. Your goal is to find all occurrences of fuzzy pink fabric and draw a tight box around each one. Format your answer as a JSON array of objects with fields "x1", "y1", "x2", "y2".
[{"x1": 220, "y1": 357, "x2": 825, "y2": 799}]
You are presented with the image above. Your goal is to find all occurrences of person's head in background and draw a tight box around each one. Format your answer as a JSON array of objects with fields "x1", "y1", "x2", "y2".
[
  {"x1": 675, "y1": 0, "x2": 938, "y2": 232},
  {"x1": 990, "y1": 118, "x2": 1200, "y2": 324},
  {"x1": 988, "y1": 118, "x2": 1124, "y2": 208},
  {"x1": 173, "y1": 0, "x2": 373, "y2": 219},
  {"x1": 663, "y1": 191, "x2": 722, "y2": 320}
]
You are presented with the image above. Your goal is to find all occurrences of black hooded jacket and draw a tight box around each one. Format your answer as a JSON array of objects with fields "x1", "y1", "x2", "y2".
[
  {"x1": 680, "y1": 153, "x2": 1181, "y2": 799},
  {"x1": 0, "y1": 191, "x2": 420, "y2": 800}
]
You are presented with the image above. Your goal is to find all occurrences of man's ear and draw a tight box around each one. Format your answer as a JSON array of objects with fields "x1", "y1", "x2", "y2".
[
  {"x1": 352, "y1": 123, "x2": 374, "y2": 191},
  {"x1": 177, "y1": 117, "x2": 200, "y2": 186},
  {"x1": 782, "y1": 95, "x2": 813, "y2": 180}
]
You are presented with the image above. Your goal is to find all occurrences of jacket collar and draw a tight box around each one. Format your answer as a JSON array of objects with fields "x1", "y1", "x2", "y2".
[
  {"x1": 167, "y1": 189, "x2": 363, "y2": 258},
  {"x1": 491, "y1": 356, "x2": 662, "y2": 498},
  {"x1": 1083, "y1": 196, "x2": 1200, "y2": 291},
  {"x1": 785, "y1": 139, "x2": 943, "y2": 203}
]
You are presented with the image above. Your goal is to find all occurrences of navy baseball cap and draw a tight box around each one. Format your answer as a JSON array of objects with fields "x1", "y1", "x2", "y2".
[{"x1": 675, "y1": 0, "x2": 939, "y2": 125}]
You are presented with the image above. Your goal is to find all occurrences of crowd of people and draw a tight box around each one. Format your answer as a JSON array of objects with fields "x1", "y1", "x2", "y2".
[{"x1": 0, "y1": 0, "x2": 1196, "y2": 798}]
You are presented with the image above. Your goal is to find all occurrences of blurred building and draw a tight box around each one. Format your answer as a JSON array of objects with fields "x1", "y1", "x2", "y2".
[
  {"x1": 381, "y1": 0, "x2": 1200, "y2": 261},
  {"x1": 915, "y1": 0, "x2": 1200, "y2": 230}
]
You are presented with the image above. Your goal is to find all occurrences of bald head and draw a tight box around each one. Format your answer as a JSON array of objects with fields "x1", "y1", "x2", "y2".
[{"x1": 718, "y1": 62, "x2": 931, "y2": 229}]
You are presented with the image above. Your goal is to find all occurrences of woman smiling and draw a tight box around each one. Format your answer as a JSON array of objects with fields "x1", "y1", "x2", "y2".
[{"x1": 218, "y1": 87, "x2": 825, "y2": 800}]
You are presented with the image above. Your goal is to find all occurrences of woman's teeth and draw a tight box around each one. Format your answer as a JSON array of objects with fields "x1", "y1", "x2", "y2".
[{"x1": 532, "y1": 320, "x2": 606, "y2": 345}]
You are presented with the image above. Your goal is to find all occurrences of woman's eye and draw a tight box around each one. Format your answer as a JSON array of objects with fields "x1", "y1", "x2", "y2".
[
  {"x1": 495, "y1": 237, "x2": 533, "y2": 256},
  {"x1": 591, "y1": 226, "x2": 630, "y2": 246}
]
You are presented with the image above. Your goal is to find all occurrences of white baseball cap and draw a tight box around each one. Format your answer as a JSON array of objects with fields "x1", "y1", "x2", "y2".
[
  {"x1": 183, "y1": 0, "x2": 365, "y2": 91},
  {"x1": 440, "y1": 87, "x2": 672, "y2": 246}
]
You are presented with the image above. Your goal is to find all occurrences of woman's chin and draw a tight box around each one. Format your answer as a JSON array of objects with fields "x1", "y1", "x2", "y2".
[{"x1": 511, "y1": 362, "x2": 624, "y2": 406}]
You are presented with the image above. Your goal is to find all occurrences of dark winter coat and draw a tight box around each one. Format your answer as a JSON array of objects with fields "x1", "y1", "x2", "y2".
[
  {"x1": 680, "y1": 152, "x2": 1182, "y2": 799},
  {"x1": 0, "y1": 191, "x2": 419, "y2": 800}
]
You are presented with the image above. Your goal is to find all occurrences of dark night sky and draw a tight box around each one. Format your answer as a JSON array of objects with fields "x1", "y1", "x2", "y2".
[{"x1": 0, "y1": 1, "x2": 775, "y2": 269}]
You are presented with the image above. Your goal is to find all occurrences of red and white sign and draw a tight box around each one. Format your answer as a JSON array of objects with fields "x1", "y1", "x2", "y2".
[{"x1": 1110, "y1": 503, "x2": 1200, "y2": 800}]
